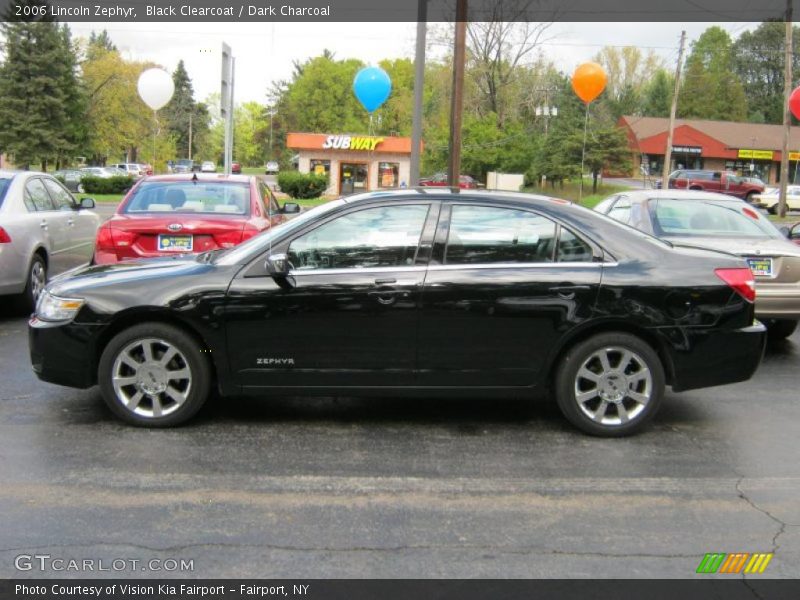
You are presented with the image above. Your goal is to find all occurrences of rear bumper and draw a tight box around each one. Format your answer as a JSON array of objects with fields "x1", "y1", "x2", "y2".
[
  {"x1": 754, "y1": 287, "x2": 800, "y2": 319},
  {"x1": 28, "y1": 317, "x2": 100, "y2": 389},
  {"x1": 666, "y1": 322, "x2": 767, "y2": 392}
]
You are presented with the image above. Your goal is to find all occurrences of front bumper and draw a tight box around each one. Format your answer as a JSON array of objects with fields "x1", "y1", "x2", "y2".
[
  {"x1": 667, "y1": 322, "x2": 767, "y2": 392},
  {"x1": 29, "y1": 317, "x2": 102, "y2": 389}
]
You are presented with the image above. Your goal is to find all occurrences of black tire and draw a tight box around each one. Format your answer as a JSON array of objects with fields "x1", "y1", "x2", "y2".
[
  {"x1": 745, "y1": 192, "x2": 755, "y2": 204},
  {"x1": 555, "y1": 333, "x2": 665, "y2": 437},
  {"x1": 98, "y1": 322, "x2": 211, "y2": 427},
  {"x1": 767, "y1": 204, "x2": 777, "y2": 215},
  {"x1": 766, "y1": 319, "x2": 798, "y2": 340},
  {"x1": 16, "y1": 253, "x2": 46, "y2": 314}
]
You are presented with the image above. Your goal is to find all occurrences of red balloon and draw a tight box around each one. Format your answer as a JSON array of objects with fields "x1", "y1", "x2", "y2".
[{"x1": 790, "y1": 86, "x2": 800, "y2": 120}]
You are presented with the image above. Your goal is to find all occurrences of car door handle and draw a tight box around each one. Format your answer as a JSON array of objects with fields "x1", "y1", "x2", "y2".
[
  {"x1": 368, "y1": 289, "x2": 409, "y2": 305},
  {"x1": 549, "y1": 285, "x2": 591, "y2": 293},
  {"x1": 374, "y1": 278, "x2": 397, "y2": 285}
]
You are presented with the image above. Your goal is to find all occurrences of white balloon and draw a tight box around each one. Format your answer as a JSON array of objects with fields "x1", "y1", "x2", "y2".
[{"x1": 137, "y1": 68, "x2": 175, "y2": 111}]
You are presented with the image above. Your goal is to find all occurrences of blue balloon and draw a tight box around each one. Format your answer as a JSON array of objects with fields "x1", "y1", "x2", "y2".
[{"x1": 353, "y1": 66, "x2": 392, "y2": 113}]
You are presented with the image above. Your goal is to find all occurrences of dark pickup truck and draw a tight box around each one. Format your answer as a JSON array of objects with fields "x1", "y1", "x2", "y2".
[{"x1": 662, "y1": 169, "x2": 765, "y2": 201}]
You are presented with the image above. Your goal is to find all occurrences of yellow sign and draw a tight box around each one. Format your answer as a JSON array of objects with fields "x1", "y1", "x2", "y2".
[
  {"x1": 790, "y1": 152, "x2": 800, "y2": 161},
  {"x1": 738, "y1": 149, "x2": 773, "y2": 160},
  {"x1": 322, "y1": 135, "x2": 384, "y2": 151}
]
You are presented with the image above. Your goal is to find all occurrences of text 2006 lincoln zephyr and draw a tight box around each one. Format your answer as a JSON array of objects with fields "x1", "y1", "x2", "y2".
[{"x1": 29, "y1": 189, "x2": 766, "y2": 436}]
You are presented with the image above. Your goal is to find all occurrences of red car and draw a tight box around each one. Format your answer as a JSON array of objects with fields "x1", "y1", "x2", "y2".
[
  {"x1": 418, "y1": 172, "x2": 478, "y2": 189},
  {"x1": 231, "y1": 162, "x2": 242, "y2": 174},
  {"x1": 93, "y1": 174, "x2": 298, "y2": 264}
]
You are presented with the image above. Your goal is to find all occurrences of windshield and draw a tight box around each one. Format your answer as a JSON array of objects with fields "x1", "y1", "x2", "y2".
[
  {"x1": 216, "y1": 199, "x2": 347, "y2": 265},
  {"x1": 649, "y1": 198, "x2": 783, "y2": 239},
  {"x1": 122, "y1": 181, "x2": 250, "y2": 215},
  {"x1": 0, "y1": 177, "x2": 11, "y2": 209}
]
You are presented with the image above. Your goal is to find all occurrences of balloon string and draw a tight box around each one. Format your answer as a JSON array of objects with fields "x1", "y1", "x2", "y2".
[
  {"x1": 579, "y1": 103, "x2": 590, "y2": 204},
  {"x1": 153, "y1": 109, "x2": 157, "y2": 174}
]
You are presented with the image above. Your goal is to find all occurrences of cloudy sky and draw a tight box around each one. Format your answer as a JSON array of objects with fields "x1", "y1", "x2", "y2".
[{"x1": 64, "y1": 21, "x2": 758, "y2": 106}]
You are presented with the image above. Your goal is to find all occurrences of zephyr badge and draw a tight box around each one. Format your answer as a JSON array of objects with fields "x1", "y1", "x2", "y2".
[{"x1": 167, "y1": 223, "x2": 183, "y2": 232}]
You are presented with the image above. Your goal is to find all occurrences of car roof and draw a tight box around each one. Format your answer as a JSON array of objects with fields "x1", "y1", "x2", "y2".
[
  {"x1": 340, "y1": 187, "x2": 573, "y2": 208},
  {"x1": 138, "y1": 173, "x2": 253, "y2": 184},
  {"x1": 615, "y1": 189, "x2": 743, "y2": 203}
]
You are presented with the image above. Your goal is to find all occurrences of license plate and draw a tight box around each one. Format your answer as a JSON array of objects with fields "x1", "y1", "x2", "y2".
[
  {"x1": 747, "y1": 257, "x2": 773, "y2": 277},
  {"x1": 158, "y1": 234, "x2": 193, "y2": 252}
]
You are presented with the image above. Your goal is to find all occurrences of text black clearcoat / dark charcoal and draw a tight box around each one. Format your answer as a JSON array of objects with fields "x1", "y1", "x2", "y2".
[{"x1": 29, "y1": 189, "x2": 767, "y2": 436}]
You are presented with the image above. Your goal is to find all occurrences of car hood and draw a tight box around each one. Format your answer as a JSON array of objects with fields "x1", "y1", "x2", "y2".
[
  {"x1": 47, "y1": 256, "x2": 209, "y2": 297},
  {"x1": 665, "y1": 236, "x2": 800, "y2": 258}
]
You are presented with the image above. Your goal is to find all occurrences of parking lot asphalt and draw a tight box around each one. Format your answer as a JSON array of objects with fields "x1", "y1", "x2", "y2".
[{"x1": 0, "y1": 305, "x2": 799, "y2": 579}]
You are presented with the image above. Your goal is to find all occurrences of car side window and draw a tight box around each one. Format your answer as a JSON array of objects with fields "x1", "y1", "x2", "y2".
[
  {"x1": 557, "y1": 227, "x2": 594, "y2": 262},
  {"x1": 260, "y1": 182, "x2": 280, "y2": 215},
  {"x1": 594, "y1": 196, "x2": 617, "y2": 214},
  {"x1": 607, "y1": 196, "x2": 631, "y2": 224},
  {"x1": 25, "y1": 179, "x2": 55, "y2": 211},
  {"x1": 288, "y1": 204, "x2": 429, "y2": 270},
  {"x1": 445, "y1": 205, "x2": 557, "y2": 264},
  {"x1": 43, "y1": 178, "x2": 75, "y2": 210}
]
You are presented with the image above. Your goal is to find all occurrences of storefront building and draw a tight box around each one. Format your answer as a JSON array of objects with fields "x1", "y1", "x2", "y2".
[
  {"x1": 286, "y1": 133, "x2": 419, "y2": 196},
  {"x1": 619, "y1": 116, "x2": 800, "y2": 184}
]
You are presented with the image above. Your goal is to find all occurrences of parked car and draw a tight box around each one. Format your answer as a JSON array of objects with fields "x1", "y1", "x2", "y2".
[
  {"x1": 173, "y1": 159, "x2": 200, "y2": 174},
  {"x1": 201, "y1": 161, "x2": 216, "y2": 173},
  {"x1": 231, "y1": 162, "x2": 242, "y2": 174},
  {"x1": 80, "y1": 167, "x2": 127, "y2": 179},
  {"x1": 92, "y1": 174, "x2": 299, "y2": 265},
  {"x1": 663, "y1": 169, "x2": 764, "y2": 202},
  {"x1": 137, "y1": 163, "x2": 154, "y2": 176},
  {"x1": 750, "y1": 185, "x2": 800, "y2": 214},
  {"x1": 30, "y1": 189, "x2": 766, "y2": 435},
  {"x1": 594, "y1": 189, "x2": 800, "y2": 339},
  {"x1": 53, "y1": 169, "x2": 86, "y2": 193},
  {"x1": 265, "y1": 161, "x2": 279, "y2": 175},
  {"x1": 419, "y1": 172, "x2": 479, "y2": 189},
  {"x1": 109, "y1": 163, "x2": 144, "y2": 178},
  {"x1": 0, "y1": 170, "x2": 98, "y2": 311}
]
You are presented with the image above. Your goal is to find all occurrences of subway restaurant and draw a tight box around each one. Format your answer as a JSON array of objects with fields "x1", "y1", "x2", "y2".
[{"x1": 286, "y1": 132, "x2": 418, "y2": 196}]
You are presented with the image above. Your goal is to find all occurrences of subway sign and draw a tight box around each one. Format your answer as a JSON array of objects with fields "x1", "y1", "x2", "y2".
[{"x1": 322, "y1": 135, "x2": 384, "y2": 151}]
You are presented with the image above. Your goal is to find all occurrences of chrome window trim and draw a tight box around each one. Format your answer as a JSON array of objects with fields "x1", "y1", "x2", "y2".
[{"x1": 290, "y1": 266, "x2": 428, "y2": 277}]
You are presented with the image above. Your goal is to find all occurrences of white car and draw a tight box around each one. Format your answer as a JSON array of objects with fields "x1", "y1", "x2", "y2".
[
  {"x1": 201, "y1": 161, "x2": 216, "y2": 173},
  {"x1": 0, "y1": 171, "x2": 99, "y2": 311},
  {"x1": 751, "y1": 185, "x2": 800, "y2": 214},
  {"x1": 265, "y1": 161, "x2": 279, "y2": 174}
]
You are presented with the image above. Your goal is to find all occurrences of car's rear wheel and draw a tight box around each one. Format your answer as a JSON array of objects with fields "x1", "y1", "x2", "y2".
[
  {"x1": 766, "y1": 319, "x2": 797, "y2": 340},
  {"x1": 555, "y1": 333, "x2": 665, "y2": 437},
  {"x1": 767, "y1": 204, "x2": 778, "y2": 215},
  {"x1": 16, "y1": 253, "x2": 46, "y2": 313},
  {"x1": 98, "y1": 323, "x2": 210, "y2": 427}
]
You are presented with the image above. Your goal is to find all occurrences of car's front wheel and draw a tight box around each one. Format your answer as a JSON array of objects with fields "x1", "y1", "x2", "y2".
[
  {"x1": 16, "y1": 253, "x2": 46, "y2": 313},
  {"x1": 98, "y1": 323, "x2": 211, "y2": 427},
  {"x1": 555, "y1": 333, "x2": 665, "y2": 437}
]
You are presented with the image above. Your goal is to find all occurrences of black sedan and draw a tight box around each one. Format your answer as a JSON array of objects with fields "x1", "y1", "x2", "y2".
[{"x1": 29, "y1": 189, "x2": 766, "y2": 436}]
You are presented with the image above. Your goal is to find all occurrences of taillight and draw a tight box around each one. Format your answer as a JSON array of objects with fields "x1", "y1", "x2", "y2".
[
  {"x1": 95, "y1": 226, "x2": 136, "y2": 263},
  {"x1": 0, "y1": 226, "x2": 11, "y2": 243},
  {"x1": 240, "y1": 224, "x2": 261, "y2": 242},
  {"x1": 715, "y1": 268, "x2": 756, "y2": 303},
  {"x1": 95, "y1": 225, "x2": 114, "y2": 251},
  {"x1": 214, "y1": 230, "x2": 244, "y2": 248}
]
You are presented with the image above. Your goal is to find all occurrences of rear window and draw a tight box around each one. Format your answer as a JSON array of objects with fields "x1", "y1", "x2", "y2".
[
  {"x1": 122, "y1": 181, "x2": 250, "y2": 215},
  {"x1": 0, "y1": 178, "x2": 11, "y2": 209},
  {"x1": 649, "y1": 198, "x2": 782, "y2": 239}
]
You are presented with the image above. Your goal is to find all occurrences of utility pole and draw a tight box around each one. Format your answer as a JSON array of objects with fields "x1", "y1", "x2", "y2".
[
  {"x1": 447, "y1": 0, "x2": 467, "y2": 188},
  {"x1": 662, "y1": 30, "x2": 686, "y2": 186},
  {"x1": 410, "y1": 0, "x2": 427, "y2": 186},
  {"x1": 779, "y1": 0, "x2": 793, "y2": 219},
  {"x1": 188, "y1": 111, "x2": 193, "y2": 161}
]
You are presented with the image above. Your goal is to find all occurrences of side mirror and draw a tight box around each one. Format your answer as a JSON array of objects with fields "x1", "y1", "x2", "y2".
[
  {"x1": 282, "y1": 202, "x2": 300, "y2": 214},
  {"x1": 790, "y1": 223, "x2": 800, "y2": 241},
  {"x1": 779, "y1": 226, "x2": 791, "y2": 238},
  {"x1": 265, "y1": 253, "x2": 291, "y2": 278},
  {"x1": 79, "y1": 197, "x2": 95, "y2": 209}
]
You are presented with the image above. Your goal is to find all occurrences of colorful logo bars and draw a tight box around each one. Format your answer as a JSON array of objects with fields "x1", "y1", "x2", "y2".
[{"x1": 696, "y1": 552, "x2": 773, "y2": 574}]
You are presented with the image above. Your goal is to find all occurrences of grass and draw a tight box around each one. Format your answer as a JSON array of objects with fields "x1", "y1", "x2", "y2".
[
  {"x1": 240, "y1": 166, "x2": 265, "y2": 176},
  {"x1": 523, "y1": 180, "x2": 630, "y2": 208},
  {"x1": 77, "y1": 193, "x2": 124, "y2": 203}
]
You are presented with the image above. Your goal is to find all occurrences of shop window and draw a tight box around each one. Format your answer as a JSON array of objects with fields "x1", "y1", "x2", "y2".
[
  {"x1": 310, "y1": 159, "x2": 331, "y2": 179},
  {"x1": 378, "y1": 162, "x2": 400, "y2": 188}
]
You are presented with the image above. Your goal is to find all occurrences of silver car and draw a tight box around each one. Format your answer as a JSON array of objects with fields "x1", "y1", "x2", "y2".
[
  {"x1": 594, "y1": 189, "x2": 800, "y2": 339},
  {"x1": 0, "y1": 171, "x2": 100, "y2": 311}
]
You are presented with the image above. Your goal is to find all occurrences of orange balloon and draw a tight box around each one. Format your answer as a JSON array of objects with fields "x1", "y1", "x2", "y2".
[{"x1": 571, "y1": 62, "x2": 608, "y2": 104}]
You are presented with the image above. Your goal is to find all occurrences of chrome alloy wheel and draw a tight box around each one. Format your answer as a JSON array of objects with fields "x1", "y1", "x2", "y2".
[
  {"x1": 111, "y1": 338, "x2": 192, "y2": 418},
  {"x1": 573, "y1": 346, "x2": 653, "y2": 426},
  {"x1": 30, "y1": 260, "x2": 46, "y2": 303}
]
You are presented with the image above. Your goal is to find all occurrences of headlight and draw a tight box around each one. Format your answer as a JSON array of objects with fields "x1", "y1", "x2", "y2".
[{"x1": 36, "y1": 291, "x2": 85, "y2": 322}]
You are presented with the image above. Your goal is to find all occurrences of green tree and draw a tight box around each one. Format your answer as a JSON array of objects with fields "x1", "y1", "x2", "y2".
[
  {"x1": 86, "y1": 29, "x2": 116, "y2": 60},
  {"x1": 594, "y1": 46, "x2": 664, "y2": 118},
  {"x1": 734, "y1": 21, "x2": 800, "y2": 124},
  {"x1": 679, "y1": 26, "x2": 747, "y2": 121},
  {"x1": 640, "y1": 69, "x2": 674, "y2": 117},
  {"x1": 0, "y1": 11, "x2": 86, "y2": 169},
  {"x1": 162, "y1": 60, "x2": 206, "y2": 159}
]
